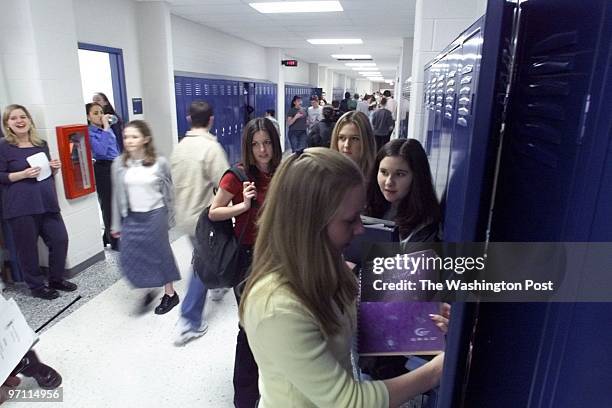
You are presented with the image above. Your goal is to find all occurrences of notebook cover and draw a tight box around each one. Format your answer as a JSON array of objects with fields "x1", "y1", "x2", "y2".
[{"x1": 358, "y1": 301, "x2": 445, "y2": 356}]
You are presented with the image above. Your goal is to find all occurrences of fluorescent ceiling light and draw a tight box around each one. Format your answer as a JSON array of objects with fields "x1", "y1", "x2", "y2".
[
  {"x1": 359, "y1": 72, "x2": 381, "y2": 75},
  {"x1": 308, "y1": 39, "x2": 362, "y2": 45},
  {"x1": 250, "y1": 1, "x2": 343, "y2": 13},
  {"x1": 331, "y1": 54, "x2": 371, "y2": 59},
  {"x1": 345, "y1": 62, "x2": 376, "y2": 67},
  {"x1": 352, "y1": 67, "x2": 378, "y2": 71},
  {"x1": 367, "y1": 77, "x2": 384, "y2": 81}
]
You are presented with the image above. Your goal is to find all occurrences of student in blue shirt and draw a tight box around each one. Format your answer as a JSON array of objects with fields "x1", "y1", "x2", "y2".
[{"x1": 86, "y1": 102, "x2": 120, "y2": 250}]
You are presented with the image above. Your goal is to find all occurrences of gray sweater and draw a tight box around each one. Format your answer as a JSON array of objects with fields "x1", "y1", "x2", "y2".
[{"x1": 111, "y1": 156, "x2": 175, "y2": 233}]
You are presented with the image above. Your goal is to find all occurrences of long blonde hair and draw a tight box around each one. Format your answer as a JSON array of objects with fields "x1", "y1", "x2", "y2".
[
  {"x1": 2, "y1": 104, "x2": 45, "y2": 146},
  {"x1": 238, "y1": 148, "x2": 363, "y2": 337},
  {"x1": 330, "y1": 110, "x2": 377, "y2": 178}
]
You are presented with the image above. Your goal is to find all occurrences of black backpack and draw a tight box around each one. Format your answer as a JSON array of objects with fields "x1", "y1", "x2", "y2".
[{"x1": 192, "y1": 166, "x2": 251, "y2": 289}]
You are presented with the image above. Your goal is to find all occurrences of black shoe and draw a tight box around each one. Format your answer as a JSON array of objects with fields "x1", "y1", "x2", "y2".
[
  {"x1": 15, "y1": 352, "x2": 62, "y2": 390},
  {"x1": 154, "y1": 292, "x2": 179, "y2": 315},
  {"x1": 49, "y1": 279, "x2": 77, "y2": 292},
  {"x1": 135, "y1": 290, "x2": 158, "y2": 316},
  {"x1": 110, "y1": 237, "x2": 120, "y2": 251},
  {"x1": 31, "y1": 287, "x2": 59, "y2": 300}
]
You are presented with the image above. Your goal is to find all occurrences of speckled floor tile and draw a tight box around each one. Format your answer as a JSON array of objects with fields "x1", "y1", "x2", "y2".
[{"x1": 4, "y1": 235, "x2": 236, "y2": 408}]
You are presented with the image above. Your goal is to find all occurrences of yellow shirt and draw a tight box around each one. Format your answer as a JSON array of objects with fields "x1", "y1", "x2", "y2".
[{"x1": 243, "y1": 273, "x2": 390, "y2": 407}]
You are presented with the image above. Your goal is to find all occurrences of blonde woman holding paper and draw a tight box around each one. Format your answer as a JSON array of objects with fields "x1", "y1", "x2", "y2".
[{"x1": 0, "y1": 104, "x2": 76, "y2": 300}]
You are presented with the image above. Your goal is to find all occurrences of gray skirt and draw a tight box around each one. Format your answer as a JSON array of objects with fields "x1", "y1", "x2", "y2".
[{"x1": 119, "y1": 206, "x2": 181, "y2": 288}]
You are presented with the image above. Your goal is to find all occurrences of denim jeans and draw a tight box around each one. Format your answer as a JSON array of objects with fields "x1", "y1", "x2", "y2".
[
  {"x1": 288, "y1": 129, "x2": 308, "y2": 152},
  {"x1": 180, "y1": 269, "x2": 208, "y2": 329}
]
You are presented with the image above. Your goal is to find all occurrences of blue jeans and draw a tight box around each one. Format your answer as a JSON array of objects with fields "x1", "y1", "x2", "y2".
[
  {"x1": 180, "y1": 270, "x2": 208, "y2": 329},
  {"x1": 288, "y1": 129, "x2": 308, "y2": 152}
]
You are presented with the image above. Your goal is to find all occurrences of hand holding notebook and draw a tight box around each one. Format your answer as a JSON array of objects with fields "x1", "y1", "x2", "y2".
[{"x1": 25, "y1": 152, "x2": 52, "y2": 181}]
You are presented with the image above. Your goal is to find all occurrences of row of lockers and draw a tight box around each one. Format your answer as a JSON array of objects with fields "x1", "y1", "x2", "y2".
[
  {"x1": 174, "y1": 76, "x2": 277, "y2": 164},
  {"x1": 423, "y1": 27, "x2": 483, "y2": 207},
  {"x1": 423, "y1": 0, "x2": 612, "y2": 406}
]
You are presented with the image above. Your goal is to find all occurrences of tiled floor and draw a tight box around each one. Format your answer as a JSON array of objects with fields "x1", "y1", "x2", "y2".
[{"x1": 4, "y1": 235, "x2": 237, "y2": 407}]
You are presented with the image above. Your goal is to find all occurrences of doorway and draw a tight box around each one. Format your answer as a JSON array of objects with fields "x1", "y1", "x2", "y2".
[{"x1": 77, "y1": 43, "x2": 129, "y2": 130}]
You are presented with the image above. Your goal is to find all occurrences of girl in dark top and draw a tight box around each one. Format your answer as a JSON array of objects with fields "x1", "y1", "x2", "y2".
[
  {"x1": 92, "y1": 92, "x2": 124, "y2": 151},
  {"x1": 209, "y1": 117, "x2": 282, "y2": 408},
  {"x1": 366, "y1": 138, "x2": 441, "y2": 241},
  {"x1": 363, "y1": 138, "x2": 447, "y2": 381},
  {"x1": 307, "y1": 106, "x2": 335, "y2": 148},
  {"x1": 0, "y1": 104, "x2": 77, "y2": 299}
]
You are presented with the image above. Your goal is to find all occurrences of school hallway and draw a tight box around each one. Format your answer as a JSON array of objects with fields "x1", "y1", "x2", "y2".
[{"x1": 4, "y1": 235, "x2": 237, "y2": 407}]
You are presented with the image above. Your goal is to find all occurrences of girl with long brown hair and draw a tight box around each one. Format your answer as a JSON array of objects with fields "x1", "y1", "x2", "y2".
[{"x1": 110, "y1": 120, "x2": 180, "y2": 315}]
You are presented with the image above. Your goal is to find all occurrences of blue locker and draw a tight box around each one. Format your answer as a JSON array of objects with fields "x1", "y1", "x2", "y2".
[
  {"x1": 430, "y1": 0, "x2": 612, "y2": 407},
  {"x1": 174, "y1": 76, "x2": 186, "y2": 139},
  {"x1": 442, "y1": 25, "x2": 485, "y2": 240}
]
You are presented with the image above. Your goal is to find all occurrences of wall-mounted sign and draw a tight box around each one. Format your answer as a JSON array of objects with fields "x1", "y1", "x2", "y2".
[
  {"x1": 282, "y1": 59, "x2": 298, "y2": 67},
  {"x1": 132, "y1": 98, "x2": 143, "y2": 114}
]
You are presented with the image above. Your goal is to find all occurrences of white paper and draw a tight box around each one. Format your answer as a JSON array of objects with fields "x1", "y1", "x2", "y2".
[
  {"x1": 0, "y1": 297, "x2": 38, "y2": 383},
  {"x1": 25, "y1": 152, "x2": 52, "y2": 181}
]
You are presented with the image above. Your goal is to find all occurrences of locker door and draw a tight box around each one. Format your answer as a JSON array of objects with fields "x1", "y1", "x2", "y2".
[
  {"x1": 464, "y1": 3, "x2": 612, "y2": 406},
  {"x1": 435, "y1": 1, "x2": 519, "y2": 406},
  {"x1": 210, "y1": 81, "x2": 220, "y2": 138},
  {"x1": 432, "y1": 57, "x2": 453, "y2": 198},
  {"x1": 443, "y1": 27, "x2": 484, "y2": 239},
  {"x1": 428, "y1": 67, "x2": 443, "y2": 185},
  {"x1": 174, "y1": 76, "x2": 186, "y2": 139},
  {"x1": 422, "y1": 69, "x2": 434, "y2": 153}
]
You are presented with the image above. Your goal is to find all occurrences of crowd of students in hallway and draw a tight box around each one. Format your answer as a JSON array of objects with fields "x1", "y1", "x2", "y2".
[
  {"x1": 0, "y1": 90, "x2": 447, "y2": 406},
  {"x1": 286, "y1": 89, "x2": 400, "y2": 152}
]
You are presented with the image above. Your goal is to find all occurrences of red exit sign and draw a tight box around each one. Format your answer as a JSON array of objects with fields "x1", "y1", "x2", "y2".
[{"x1": 282, "y1": 59, "x2": 298, "y2": 67}]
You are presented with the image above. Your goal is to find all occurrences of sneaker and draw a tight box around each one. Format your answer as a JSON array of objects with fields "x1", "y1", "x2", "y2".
[
  {"x1": 49, "y1": 279, "x2": 77, "y2": 292},
  {"x1": 154, "y1": 292, "x2": 180, "y2": 315},
  {"x1": 210, "y1": 287, "x2": 229, "y2": 301},
  {"x1": 174, "y1": 319, "x2": 208, "y2": 346},
  {"x1": 31, "y1": 287, "x2": 59, "y2": 300}
]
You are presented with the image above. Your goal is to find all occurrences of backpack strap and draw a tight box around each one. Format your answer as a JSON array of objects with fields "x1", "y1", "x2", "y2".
[{"x1": 226, "y1": 165, "x2": 249, "y2": 183}]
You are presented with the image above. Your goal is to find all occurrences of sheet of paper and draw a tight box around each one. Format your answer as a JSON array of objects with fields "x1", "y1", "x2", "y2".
[
  {"x1": 25, "y1": 152, "x2": 52, "y2": 181},
  {"x1": 0, "y1": 298, "x2": 37, "y2": 383}
]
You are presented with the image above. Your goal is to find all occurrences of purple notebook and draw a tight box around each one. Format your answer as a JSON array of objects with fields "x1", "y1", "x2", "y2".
[
  {"x1": 358, "y1": 248, "x2": 445, "y2": 355},
  {"x1": 358, "y1": 301, "x2": 445, "y2": 356}
]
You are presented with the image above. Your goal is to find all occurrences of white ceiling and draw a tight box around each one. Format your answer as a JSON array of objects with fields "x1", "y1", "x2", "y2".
[{"x1": 166, "y1": 0, "x2": 417, "y2": 81}]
